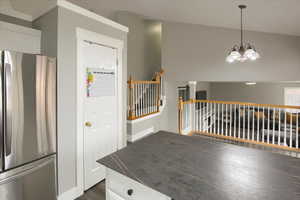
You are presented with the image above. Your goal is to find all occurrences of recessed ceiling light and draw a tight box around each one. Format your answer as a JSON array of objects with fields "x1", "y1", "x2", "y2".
[{"x1": 245, "y1": 82, "x2": 257, "y2": 85}]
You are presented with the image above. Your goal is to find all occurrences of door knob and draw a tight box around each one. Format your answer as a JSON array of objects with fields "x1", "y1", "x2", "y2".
[{"x1": 85, "y1": 122, "x2": 92, "y2": 127}]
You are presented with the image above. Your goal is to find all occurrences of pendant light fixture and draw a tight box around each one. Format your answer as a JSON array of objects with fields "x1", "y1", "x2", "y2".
[{"x1": 226, "y1": 5, "x2": 260, "y2": 63}]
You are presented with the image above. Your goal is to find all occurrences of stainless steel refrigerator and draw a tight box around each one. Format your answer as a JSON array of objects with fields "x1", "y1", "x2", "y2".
[{"x1": 0, "y1": 50, "x2": 57, "y2": 200}]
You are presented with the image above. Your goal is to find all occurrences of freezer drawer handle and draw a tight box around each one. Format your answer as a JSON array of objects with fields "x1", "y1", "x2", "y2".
[{"x1": 0, "y1": 157, "x2": 54, "y2": 185}]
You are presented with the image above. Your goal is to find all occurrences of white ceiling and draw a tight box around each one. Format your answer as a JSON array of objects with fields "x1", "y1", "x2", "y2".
[{"x1": 9, "y1": 0, "x2": 300, "y2": 36}]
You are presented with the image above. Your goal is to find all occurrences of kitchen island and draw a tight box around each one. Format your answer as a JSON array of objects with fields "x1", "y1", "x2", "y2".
[{"x1": 98, "y1": 131, "x2": 300, "y2": 200}]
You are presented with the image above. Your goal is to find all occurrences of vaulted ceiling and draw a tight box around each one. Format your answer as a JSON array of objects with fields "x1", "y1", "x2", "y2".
[{"x1": 9, "y1": 0, "x2": 300, "y2": 36}]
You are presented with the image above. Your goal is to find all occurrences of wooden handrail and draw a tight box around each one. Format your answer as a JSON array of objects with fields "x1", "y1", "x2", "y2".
[
  {"x1": 127, "y1": 80, "x2": 160, "y2": 84},
  {"x1": 182, "y1": 99, "x2": 300, "y2": 110}
]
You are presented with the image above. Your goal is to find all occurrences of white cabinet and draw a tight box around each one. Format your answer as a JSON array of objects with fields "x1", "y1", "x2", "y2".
[
  {"x1": 0, "y1": 21, "x2": 41, "y2": 54},
  {"x1": 106, "y1": 168, "x2": 171, "y2": 200}
]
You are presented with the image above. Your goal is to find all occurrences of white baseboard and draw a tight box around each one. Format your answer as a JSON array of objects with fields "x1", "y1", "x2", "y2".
[
  {"x1": 57, "y1": 186, "x2": 83, "y2": 200},
  {"x1": 127, "y1": 112, "x2": 161, "y2": 124},
  {"x1": 127, "y1": 127, "x2": 155, "y2": 142}
]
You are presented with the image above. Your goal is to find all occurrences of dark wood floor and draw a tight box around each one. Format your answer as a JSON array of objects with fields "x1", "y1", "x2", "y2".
[{"x1": 76, "y1": 181, "x2": 106, "y2": 200}]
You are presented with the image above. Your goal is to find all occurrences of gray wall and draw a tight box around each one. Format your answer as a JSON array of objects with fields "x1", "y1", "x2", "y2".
[
  {"x1": 0, "y1": 13, "x2": 32, "y2": 27},
  {"x1": 34, "y1": 7, "x2": 128, "y2": 195},
  {"x1": 162, "y1": 80, "x2": 189, "y2": 133},
  {"x1": 161, "y1": 21, "x2": 300, "y2": 133},
  {"x1": 116, "y1": 12, "x2": 161, "y2": 80},
  {"x1": 33, "y1": 8, "x2": 58, "y2": 58},
  {"x1": 162, "y1": 21, "x2": 300, "y2": 82},
  {"x1": 210, "y1": 82, "x2": 300, "y2": 105},
  {"x1": 144, "y1": 20, "x2": 162, "y2": 77}
]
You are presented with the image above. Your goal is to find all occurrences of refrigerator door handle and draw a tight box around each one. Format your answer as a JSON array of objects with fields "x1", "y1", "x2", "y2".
[{"x1": 4, "y1": 60, "x2": 12, "y2": 157}]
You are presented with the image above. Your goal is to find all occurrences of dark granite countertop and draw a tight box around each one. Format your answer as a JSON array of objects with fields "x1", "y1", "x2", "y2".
[{"x1": 98, "y1": 131, "x2": 300, "y2": 200}]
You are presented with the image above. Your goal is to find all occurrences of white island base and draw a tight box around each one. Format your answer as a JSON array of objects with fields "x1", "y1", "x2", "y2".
[{"x1": 105, "y1": 168, "x2": 172, "y2": 200}]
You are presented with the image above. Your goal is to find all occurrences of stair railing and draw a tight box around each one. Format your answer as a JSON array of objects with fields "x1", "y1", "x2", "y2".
[
  {"x1": 178, "y1": 99, "x2": 300, "y2": 152},
  {"x1": 128, "y1": 70, "x2": 164, "y2": 120}
]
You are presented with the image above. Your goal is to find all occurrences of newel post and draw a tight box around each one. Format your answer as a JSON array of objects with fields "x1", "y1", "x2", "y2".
[
  {"x1": 155, "y1": 73, "x2": 161, "y2": 112},
  {"x1": 178, "y1": 97, "x2": 184, "y2": 135},
  {"x1": 128, "y1": 76, "x2": 134, "y2": 120}
]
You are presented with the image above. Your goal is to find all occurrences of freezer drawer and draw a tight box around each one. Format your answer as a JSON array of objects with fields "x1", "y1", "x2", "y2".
[
  {"x1": 0, "y1": 155, "x2": 57, "y2": 200},
  {"x1": 3, "y1": 51, "x2": 57, "y2": 170}
]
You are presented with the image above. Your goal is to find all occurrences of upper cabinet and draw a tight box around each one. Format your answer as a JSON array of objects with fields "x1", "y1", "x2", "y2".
[{"x1": 0, "y1": 21, "x2": 41, "y2": 54}]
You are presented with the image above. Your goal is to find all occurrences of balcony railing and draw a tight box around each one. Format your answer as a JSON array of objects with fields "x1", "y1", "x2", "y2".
[
  {"x1": 178, "y1": 98, "x2": 300, "y2": 152},
  {"x1": 127, "y1": 70, "x2": 164, "y2": 120}
]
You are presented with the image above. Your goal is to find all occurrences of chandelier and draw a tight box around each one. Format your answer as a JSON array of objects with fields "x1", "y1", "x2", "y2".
[{"x1": 226, "y1": 5, "x2": 260, "y2": 63}]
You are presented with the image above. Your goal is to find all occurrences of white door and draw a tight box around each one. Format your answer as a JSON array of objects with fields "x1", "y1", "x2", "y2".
[{"x1": 80, "y1": 40, "x2": 119, "y2": 190}]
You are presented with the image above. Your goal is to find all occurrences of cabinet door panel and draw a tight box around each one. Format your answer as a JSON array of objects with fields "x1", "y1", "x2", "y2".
[{"x1": 107, "y1": 189, "x2": 126, "y2": 200}]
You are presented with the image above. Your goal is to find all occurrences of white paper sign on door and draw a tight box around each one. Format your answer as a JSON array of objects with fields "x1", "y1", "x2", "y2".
[{"x1": 87, "y1": 68, "x2": 115, "y2": 97}]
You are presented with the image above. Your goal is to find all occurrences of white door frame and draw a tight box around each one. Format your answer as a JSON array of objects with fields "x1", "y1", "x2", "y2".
[{"x1": 76, "y1": 27, "x2": 124, "y2": 196}]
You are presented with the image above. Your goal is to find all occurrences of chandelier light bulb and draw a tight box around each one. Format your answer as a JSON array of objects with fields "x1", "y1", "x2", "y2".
[
  {"x1": 226, "y1": 55, "x2": 235, "y2": 63},
  {"x1": 230, "y1": 49, "x2": 241, "y2": 60},
  {"x1": 245, "y1": 48, "x2": 256, "y2": 59}
]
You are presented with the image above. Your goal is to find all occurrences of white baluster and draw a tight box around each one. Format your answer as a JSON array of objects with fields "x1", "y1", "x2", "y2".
[
  {"x1": 214, "y1": 103, "x2": 216, "y2": 134},
  {"x1": 290, "y1": 112, "x2": 293, "y2": 148},
  {"x1": 217, "y1": 104, "x2": 220, "y2": 134},
  {"x1": 278, "y1": 108, "x2": 281, "y2": 145},
  {"x1": 229, "y1": 104, "x2": 232, "y2": 137},
  {"x1": 238, "y1": 104, "x2": 241, "y2": 139},
  {"x1": 148, "y1": 84, "x2": 150, "y2": 114},
  {"x1": 248, "y1": 105, "x2": 250, "y2": 140},
  {"x1": 284, "y1": 111, "x2": 287, "y2": 146},
  {"x1": 262, "y1": 107, "x2": 265, "y2": 143},
  {"x1": 209, "y1": 103, "x2": 212, "y2": 133},
  {"x1": 243, "y1": 105, "x2": 245, "y2": 139},
  {"x1": 252, "y1": 106, "x2": 255, "y2": 141},
  {"x1": 207, "y1": 102, "x2": 209, "y2": 133},
  {"x1": 141, "y1": 84, "x2": 143, "y2": 116},
  {"x1": 137, "y1": 84, "x2": 139, "y2": 117},
  {"x1": 194, "y1": 102, "x2": 197, "y2": 132},
  {"x1": 152, "y1": 84, "x2": 155, "y2": 113},
  {"x1": 225, "y1": 104, "x2": 228, "y2": 136},
  {"x1": 149, "y1": 84, "x2": 152, "y2": 114},
  {"x1": 142, "y1": 84, "x2": 144, "y2": 116},
  {"x1": 136, "y1": 84, "x2": 139, "y2": 117},
  {"x1": 234, "y1": 104, "x2": 236, "y2": 138},
  {"x1": 221, "y1": 104, "x2": 224, "y2": 135},
  {"x1": 146, "y1": 83, "x2": 148, "y2": 114},
  {"x1": 272, "y1": 109, "x2": 276, "y2": 145},
  {"x1": 257, "y1": 106, "x2": 260, "y2": 142},
  {"x1": 267, "y1": 107, "x2": 270, "y2": 144},
  {"x1": 133, "y1": 85, "x2": 135, "y2": 117},
  {"x1": 200, "y1": 102, "x2": 202, "y2": 132},
  {"x1": 140, "y1": 84, "x2": 142, "y2": 116},
  {"x1": 198, "y1": 102, "x2": 200, "y2": 132},
  {"x1": 296, "y1": 112, "x2": 299, "y2": 149},
  {"x1": 145, "y1": 84, "x2": 148, "y2": 115}
]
